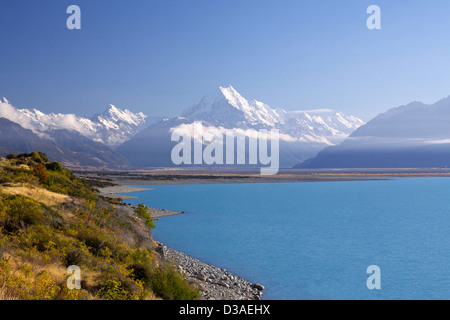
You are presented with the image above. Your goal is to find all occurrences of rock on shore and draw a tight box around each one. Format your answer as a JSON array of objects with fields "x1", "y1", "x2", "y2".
[{"x1": 158, "y1": 244, "x2": 265, "y2": 300}]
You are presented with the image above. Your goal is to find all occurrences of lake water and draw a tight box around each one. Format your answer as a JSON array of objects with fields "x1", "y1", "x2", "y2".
[{"x1": 121, "y1": 178, "x2": 450, "y2": 300}]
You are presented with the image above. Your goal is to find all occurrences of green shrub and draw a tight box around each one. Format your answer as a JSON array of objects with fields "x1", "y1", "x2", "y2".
[
  {"x1": 148, "y1": 263, "x2": 200, "y2": 300},
  {"x1": 130, "y1": 248, "x2": 154, "y2": 266},
  {"x1": 0, "y1": 195, "x2": 45, "y2": 233},
  {"x1": 128, "y1": 263, "x2": 152, "y2": 283},
  {"x1": 135, "y1": 204, "x2": 156, "y2": 229},
  {"x1": 95, "y1": 279, "x2": 140, "y2": 300},
  {"x1": 63, "y1": 247, "x2": 85, "y2": 267},
  {"x1": 30, "y1": 152, "x2": 49, "y2": 164},
  {"x1": 45, "y1": 161, "x2": 63, "y2": 172},
  {"x1": 44, "y1": 171, "x2": 97, "y2": 201}
]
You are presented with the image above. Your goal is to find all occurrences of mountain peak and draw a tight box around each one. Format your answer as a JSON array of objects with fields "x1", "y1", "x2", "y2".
[
  {"x1": 218, "y1": 85, "x2": 249, "y2": 110},
  {"x1": 99, "y1": 104, "x2": 148, "y2": 126},
  {"x1": 181, "y1": 85, "x2": 277, "y2": 126},
  {"x1": 219, "y1": 85, "x2": 239, "y2": 96},
  {"x1": 107, "y1": 104, "x2": 120, "y2": 113},
  {"x1": 199, "y1": 85, "x2": 243, "y2": 104},
  {"x1": 103, "y1": 104, "x2": 127, "y2": 118}
]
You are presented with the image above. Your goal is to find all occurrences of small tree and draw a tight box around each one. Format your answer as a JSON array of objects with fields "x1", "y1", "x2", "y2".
[{"x1": 134, "y1": 204, "x2": 156, "y2": 229}]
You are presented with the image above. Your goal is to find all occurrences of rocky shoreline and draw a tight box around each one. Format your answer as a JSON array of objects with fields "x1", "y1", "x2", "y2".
[
  {"x1": 94, "y1": 183, "x2": 265, "y2": 300},
  {"x1": 158, "y1": 244, "x2": 264, "y2": 300}
]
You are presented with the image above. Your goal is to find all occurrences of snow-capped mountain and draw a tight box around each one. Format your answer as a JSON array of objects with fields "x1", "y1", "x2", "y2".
[
  {"x1": 117, "y1": 86, "x2": 364, "y2": 168},
  {"x1": 90, "y1": 105, "x2": 161, "y2": 146},
  {"x1": 0, "y1": 87, "x2": 364, "y2": 169},
  {"x1": 0, "y1": 98, "x2": 158, "y2": 147},
  {"x1": 180, "y1": 86, "x2": 363, "y2": 144},
  {"x1": 181, "y1": 86, "x2": 283, "y2": 128},
  {"x1": 0, "y1": 117, "x2": 130, "y2": 169}
]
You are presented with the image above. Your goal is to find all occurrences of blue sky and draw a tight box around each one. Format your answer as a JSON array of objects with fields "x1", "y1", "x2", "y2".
[{"x1": 1, "y1": 0, "x2": 450, "y2": 121}]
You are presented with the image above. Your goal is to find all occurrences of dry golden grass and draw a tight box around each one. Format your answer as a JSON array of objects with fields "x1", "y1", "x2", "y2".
[
  {"x1": 0, "y1": 158, "x2": 12, "y2": 166},
  {"x1": 1, "y1": 184, "x2": 70, "y2": 207},
  {"x1": 0, "y1": 283, "x2": 19, "y2": 300}
]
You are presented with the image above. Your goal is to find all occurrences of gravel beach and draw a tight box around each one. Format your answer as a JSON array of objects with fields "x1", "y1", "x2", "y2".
[{"x1": 158, "y1": 244, "x2": 264, "y2": 300}]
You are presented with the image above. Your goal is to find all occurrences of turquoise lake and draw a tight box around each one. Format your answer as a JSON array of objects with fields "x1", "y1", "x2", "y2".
[{"x1": 121, "y1": 178, "x2": 450, "y2": 300}]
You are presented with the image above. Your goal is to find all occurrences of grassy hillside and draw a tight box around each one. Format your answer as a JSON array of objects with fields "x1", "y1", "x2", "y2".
[{"x1": 0, "y1": 152, "x2": 199, "y2": 300}]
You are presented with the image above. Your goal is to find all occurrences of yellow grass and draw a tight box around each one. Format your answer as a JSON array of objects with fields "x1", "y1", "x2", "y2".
[{"x1": 1, "y1": 184, "x2": 70, "y2": 206}]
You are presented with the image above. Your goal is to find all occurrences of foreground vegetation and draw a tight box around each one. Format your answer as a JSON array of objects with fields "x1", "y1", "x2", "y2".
[{"x1": 0, "y1": 152, "x2": 199, "y2": 300}]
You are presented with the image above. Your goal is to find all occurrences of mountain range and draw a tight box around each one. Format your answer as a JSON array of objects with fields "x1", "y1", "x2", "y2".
[
  {"x1": 116, "y1": 86, "x2": 364, "y2": 168},
  {"x1": 5, "y1": 86, "x2": 450, "y2": 170},
  {"x1": 0, "y1": 117, "x2": 129, "y2": 169},
  {"x1": 0, "y1": 98, "x2": 156, "y2": 168},
  {"x1": 0, "y1": 87, "x2": 364, "y2": 169},
  {"x1": 296, "y1": 96, "x2": 450, "y2": 168},
  {"x1": 0, "y1": 97, "x2": 161, "y2": 147}
]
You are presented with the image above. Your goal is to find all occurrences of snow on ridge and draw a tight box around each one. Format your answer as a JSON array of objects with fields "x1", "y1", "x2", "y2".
[
  {"x1": 0, "y1": 99, "x2": 150, "y2": 147},
  {"x1": 0, "y1": 86, "x2": 365, "y2": 150},
  {"x1": 103, "y1": 104, "x2": 148, "y2": 126},
  {"x1": 178, "y1": 85, "x2": 365, "y2": 145}
]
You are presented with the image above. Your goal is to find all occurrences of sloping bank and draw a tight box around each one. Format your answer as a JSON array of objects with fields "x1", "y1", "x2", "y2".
[{"x1": 0, "y1": 153, "x2": 200, "y2": 300}]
